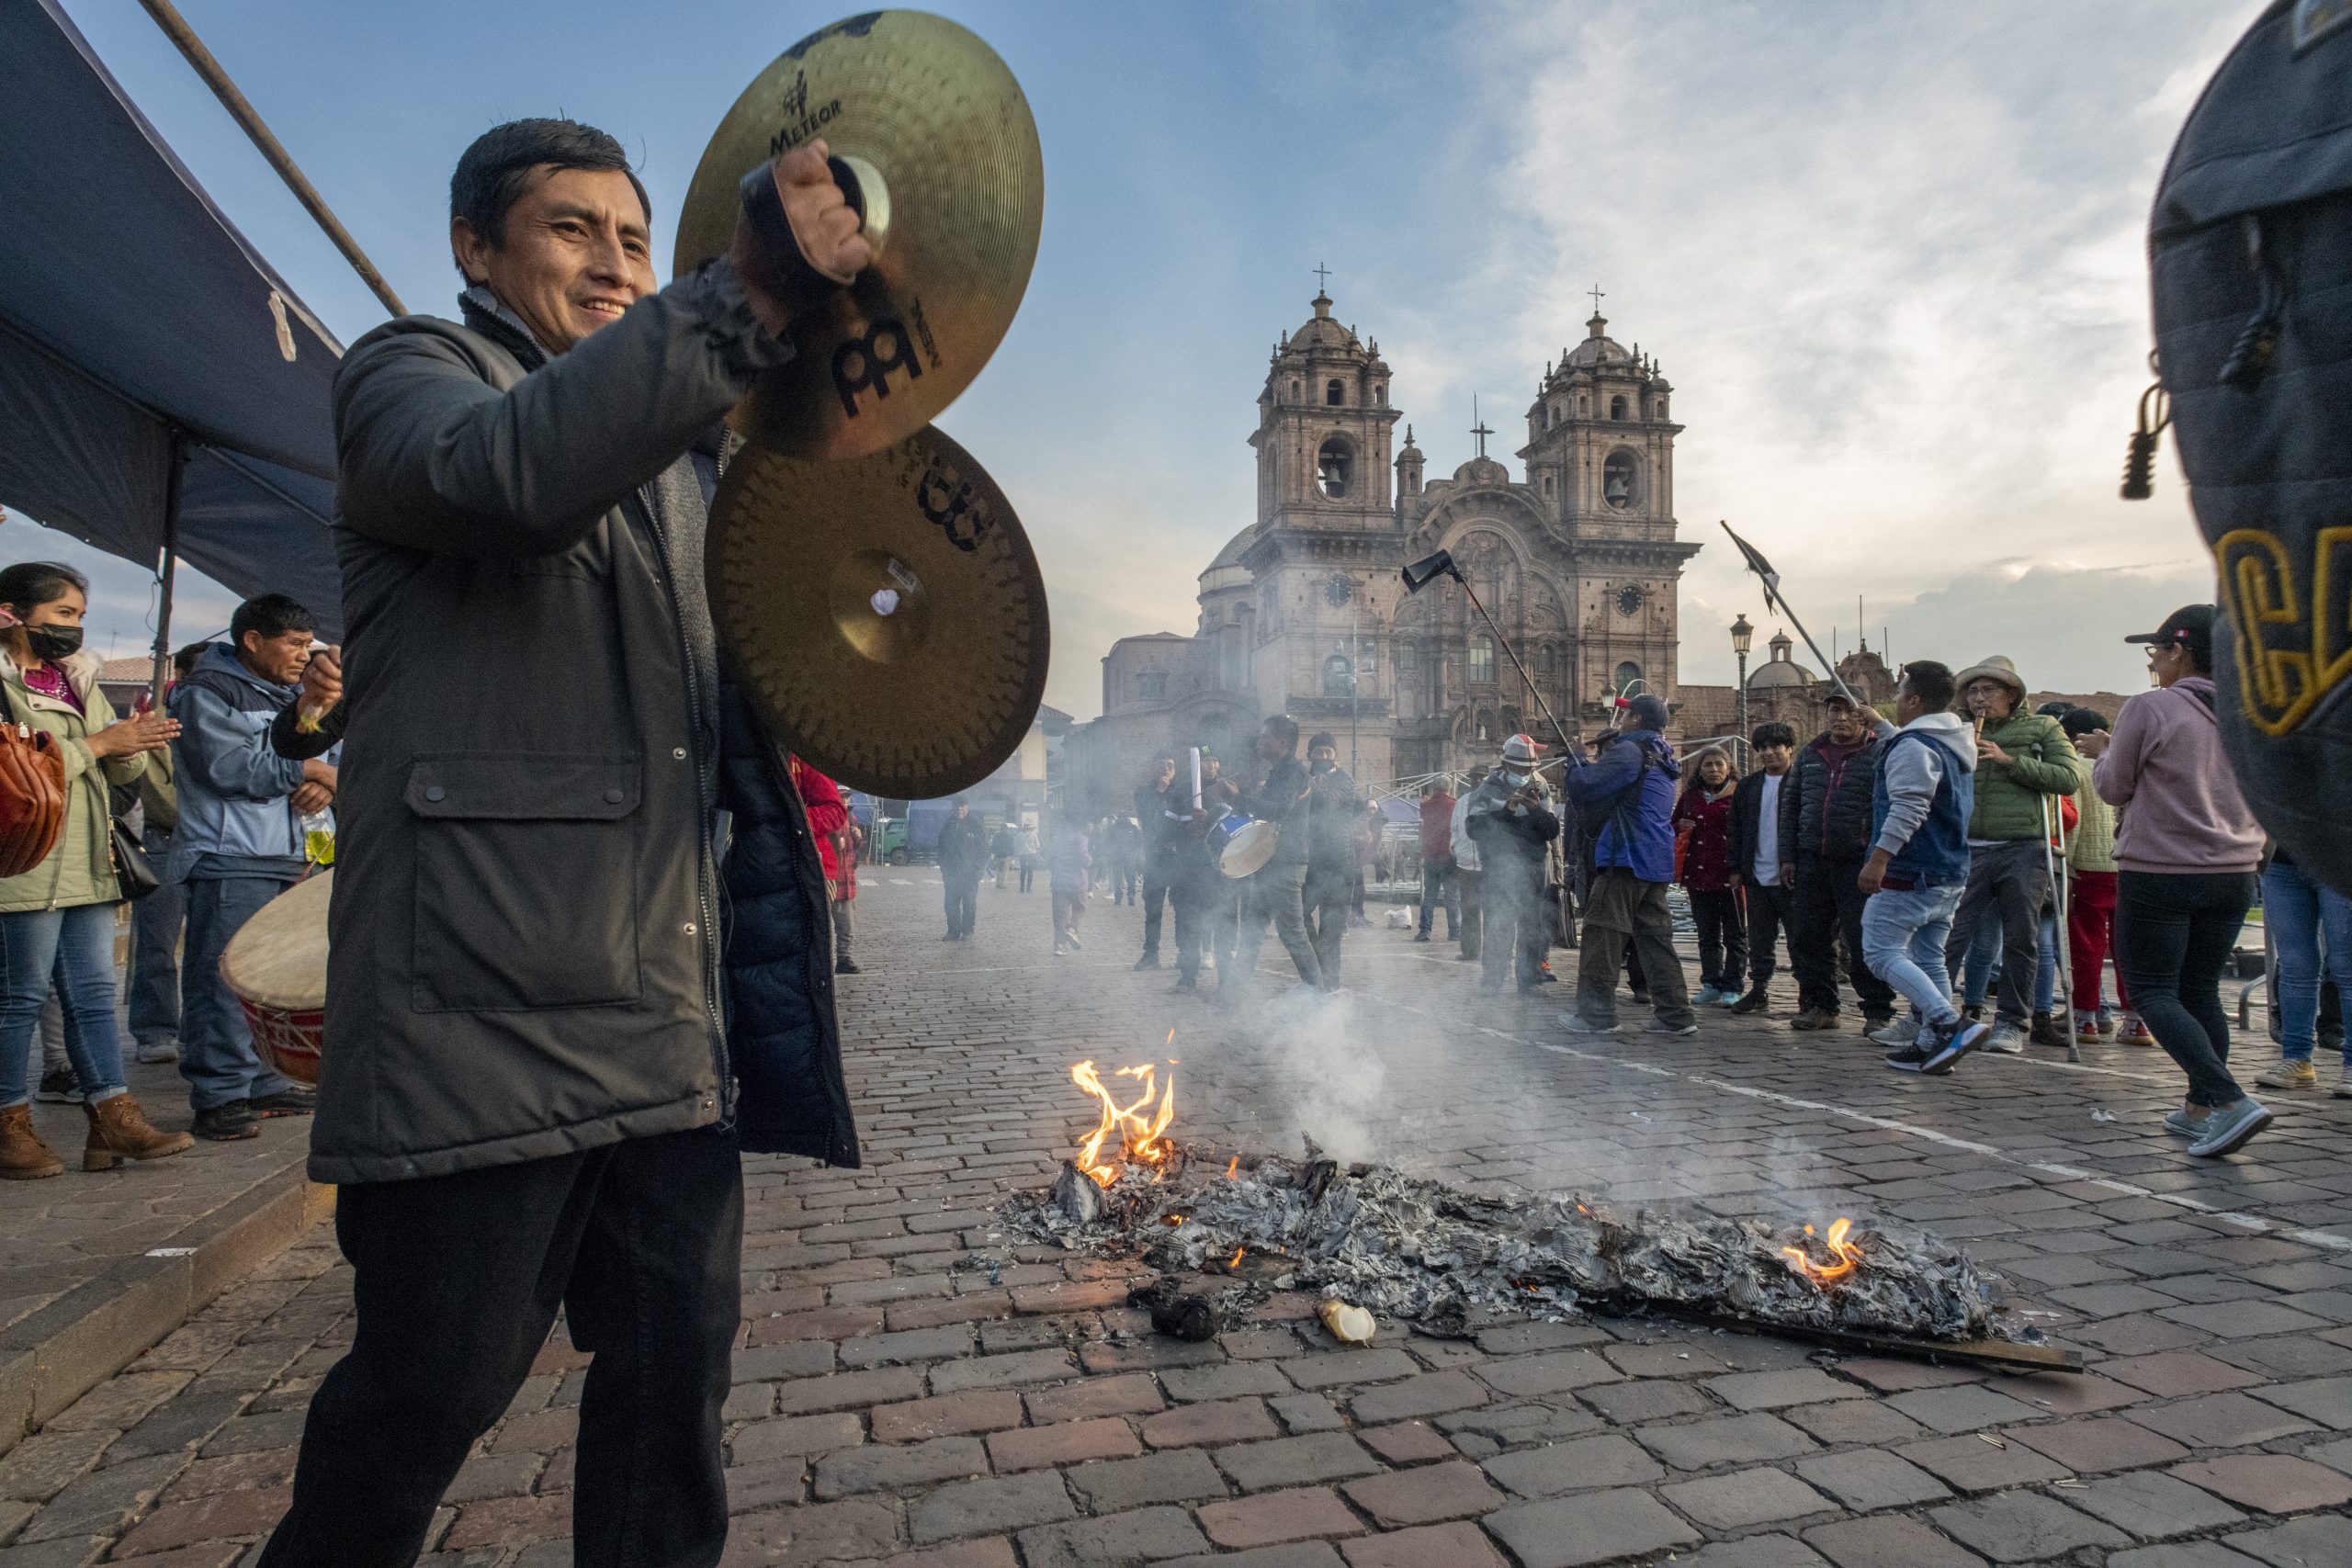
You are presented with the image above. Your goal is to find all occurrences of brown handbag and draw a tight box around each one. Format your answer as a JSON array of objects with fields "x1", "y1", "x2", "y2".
[{"x1": 0, "y1": 680, "x2": 68, "y2": 878}]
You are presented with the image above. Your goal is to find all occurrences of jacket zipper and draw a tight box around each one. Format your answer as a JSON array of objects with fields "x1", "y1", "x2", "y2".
[{"x1": 634, "y1": 481, "x2": 731, "y2": 1120}]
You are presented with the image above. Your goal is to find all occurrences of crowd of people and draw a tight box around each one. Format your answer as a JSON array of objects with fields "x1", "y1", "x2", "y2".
[
  {"x1": 1046, "y1": 603, "x2": 2317, "y2": 1168},
  {"x1": 2, "y1": 570, "x2": 340, "y2": 1179}
]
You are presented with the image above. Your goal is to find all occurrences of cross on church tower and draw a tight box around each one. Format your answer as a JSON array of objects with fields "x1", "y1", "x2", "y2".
[
  {"x1": 1313, "y1": 262, "x2": 1332, "y2": 294},
  {"x1": 1587, "y1": 283, "x2": 1605, "y2": 315},
  {"x1": 1469, "y1": 396, "x2": 1494, "y2": 459}
]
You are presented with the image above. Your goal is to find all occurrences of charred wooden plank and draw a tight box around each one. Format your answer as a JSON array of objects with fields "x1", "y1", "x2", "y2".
[{"x1": 1636, "y1": 1307, "x2": 2084, "y2": 1374}]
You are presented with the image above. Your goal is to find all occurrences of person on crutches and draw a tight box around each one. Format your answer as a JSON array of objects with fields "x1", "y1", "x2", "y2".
[{"x1": 2039, "y1": 792, "x2": 2083, "y2": 1063}]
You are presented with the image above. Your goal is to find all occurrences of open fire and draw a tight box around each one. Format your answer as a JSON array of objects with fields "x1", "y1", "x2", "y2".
[
  {"x1": 1024, "y1": 1066, "x2": 2019, "y2": 1348},
  {"x1": 1069, "y1": 1053, "x2": 1177, "y2": 1189}
]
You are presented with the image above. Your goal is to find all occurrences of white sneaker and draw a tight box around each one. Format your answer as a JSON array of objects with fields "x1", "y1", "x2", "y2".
[
  {"x1": 1981, "y1": 1021, "x2": 2026, "y2": 1055},
  {"x1": 2188, "y1": 1099, "x2": 2274, "y2": 1158},
  {"x1": 1867, "y1": 1018, "x2": 1921, "y2": 1047},
  {"x1": 2337, "y1": 1061, "x2": 2352, "y2": 1100}
]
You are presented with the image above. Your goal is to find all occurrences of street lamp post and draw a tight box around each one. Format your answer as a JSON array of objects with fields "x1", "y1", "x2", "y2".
[{"x1": 1731, "y1": 614, "x2": 1754, "y2": 772}]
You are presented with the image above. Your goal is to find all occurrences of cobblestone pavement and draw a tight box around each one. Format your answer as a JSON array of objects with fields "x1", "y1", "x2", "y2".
[{"x1": 5, "y1": 868, "x2": 2351, "y2": 1567}]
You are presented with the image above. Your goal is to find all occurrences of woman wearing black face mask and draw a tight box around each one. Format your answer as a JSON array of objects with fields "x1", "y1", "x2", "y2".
[{"x1": 0, "y1": 561, "x2": 190, "y2": 1181}]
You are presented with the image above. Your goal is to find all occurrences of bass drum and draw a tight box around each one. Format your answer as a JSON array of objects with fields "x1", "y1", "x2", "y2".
[{"x1": 220, "y1": 870, "x2": 332, "y2": 1087}]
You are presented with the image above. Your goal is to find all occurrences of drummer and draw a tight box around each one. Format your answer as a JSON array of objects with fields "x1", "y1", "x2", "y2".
[
  {"x1": 257, "y1": 120, "x2": 869, "y2": 1562},
  {"x1": 1221, "y1": 714, "x2": 1325, "y2": 1000}
]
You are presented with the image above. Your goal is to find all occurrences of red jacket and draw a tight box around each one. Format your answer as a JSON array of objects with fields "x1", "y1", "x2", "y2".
[
  {"x1": 789, "y1": 757, "x2": 850, "y2": 884},
  {"x1": 1672, "y1": 785, "x2": 1739, "y2": 891},
  {"x1": 1419, "y1": 793, "x2": 1456, "y2": 860}
]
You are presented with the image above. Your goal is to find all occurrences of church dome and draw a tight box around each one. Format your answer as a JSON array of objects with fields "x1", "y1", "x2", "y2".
[
  {"x1": 1286, "y1": 290, "x2": 1361, "y2": 352},
  {"x1": 1452, "y1": 456, "x2": 1510, "y2": 487},
  {"x1": 1747, "y1": 660, "x2": 1815, "y2": 690},
  {"x1": 1747, "y1": 628, "x2": 1815, "y2": 688},
  {"x1": 1563, "y1": 311, "x2": 1633, "y2": 369},
  {"x1": 1206, "y1": 525, "x2": 1254, "y2": 571}
]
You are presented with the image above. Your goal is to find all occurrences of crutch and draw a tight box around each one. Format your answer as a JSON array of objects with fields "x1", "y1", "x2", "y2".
[{"x1": 2040, "y1": 794, "x2": 2082, "y2": 1064}]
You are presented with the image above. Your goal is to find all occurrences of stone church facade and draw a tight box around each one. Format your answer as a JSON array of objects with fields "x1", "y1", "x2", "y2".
[{"x1": 1063, "y1": 288, "x2": 1703, "y2": 810}]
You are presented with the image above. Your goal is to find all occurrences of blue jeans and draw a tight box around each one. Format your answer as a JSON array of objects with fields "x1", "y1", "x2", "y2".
[
  {"x1": 1418, "y1": 857, "x2": 1458, "y2": 937},
  {"x1": 1862, "y1": 883, "x2": 1965, "y2": 1029},
  {"x1": 1, "y1": 903, "x2": 129, "y2": 1109},
  {"x1": 128, "y1": 826, "x2": 185, "y2": 1046},
  {"x1": 178, "y1": 875, "x2": 296, "y2": 1111},
  {"x1": 2261, "y1": 860, "x2": 2352, "y2": 1063},
  {"x1": 1960, "y1": 910, "x2": 2057, "y2": 1011}
]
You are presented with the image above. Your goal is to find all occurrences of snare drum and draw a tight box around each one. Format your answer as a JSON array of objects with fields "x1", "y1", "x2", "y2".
[{"x1": 220, "y1": 869, "x2": 333, "y2": 1086}]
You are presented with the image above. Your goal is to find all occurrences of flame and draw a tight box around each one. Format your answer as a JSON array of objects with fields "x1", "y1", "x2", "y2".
[
  {"x1": 1227, "y1": 1245, "x2": 1247, "y2": 1270},
  {"x1": 1070, "y1": 1057, "x2": 1178, "y2": 1188},
  {"x1": 1781, "y1": 1218, "x2": 1864, "y2": 1285},
  {"x1": 1227, "y1": 1156, "x2": 1239, "y2": 1179}
]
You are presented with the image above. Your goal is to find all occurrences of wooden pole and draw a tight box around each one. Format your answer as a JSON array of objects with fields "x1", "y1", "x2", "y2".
[
  {"x1": 133, "y1": 0, "x2": 408, "y2": 318},
  {"x1": 148, "y1": 432, "x2": 186, "y2": 710}
]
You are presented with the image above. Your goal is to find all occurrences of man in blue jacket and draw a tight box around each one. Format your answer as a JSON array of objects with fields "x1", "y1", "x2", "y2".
[
  {"x1": 1559, "y1": 695, "x2": 1696, "y2": 1035},
  {"x1": 168, "y1": 595, "x2": 334, "y2": 1142},
  {"x1": 1860, "y1": 661, "x2": 1991, "y2": 1075}
]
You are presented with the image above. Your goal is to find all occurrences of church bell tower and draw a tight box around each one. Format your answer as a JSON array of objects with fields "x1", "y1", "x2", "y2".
[{"x1": 1250, "y1": 285, "x2": 1401, "y2": 534}]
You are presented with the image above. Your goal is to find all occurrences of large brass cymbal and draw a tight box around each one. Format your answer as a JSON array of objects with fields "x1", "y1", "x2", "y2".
[
  {"x1": 711, "y1": 424, "x2": 1049, "y2": 799},
  {"x1": 675, "y1": 11, "x2": 1044, "y2": 462}
]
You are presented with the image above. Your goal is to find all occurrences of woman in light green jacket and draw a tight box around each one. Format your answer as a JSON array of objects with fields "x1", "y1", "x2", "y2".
[{"x1": 0, "y1": 562, "x2": 192, "y2": 1180}]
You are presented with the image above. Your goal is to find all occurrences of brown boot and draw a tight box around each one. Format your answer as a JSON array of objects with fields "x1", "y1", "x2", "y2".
[
  {"x1": 83, "y1": 1094, "x2": 195, "y2": 1171},
  {"x1": 2, "y1": 1102, "x2": 63, "y2": 1179}
]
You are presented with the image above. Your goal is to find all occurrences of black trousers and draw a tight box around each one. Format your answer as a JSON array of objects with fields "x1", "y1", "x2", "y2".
[
  {"x1": 1744, "y1": 881, "x2": 1793, "y2": 995},
  {"x1": 944, "y1": 875, "x2": 980, "y2": 936},
  {"x1": 1140, "y1": 849, "x2": 1172, "y2": 958},
  {"x1": 1790, "y1": 860, "x2": 1896, "y2": 1019},
  {"x1": 2117, "y1": 870, "x2": 2256, "y2": 1108},
  {"x1": 1688, "y1": 888, "x2": 1747, "y2": 992},
  {"x1": 260, "y1": 1125, "x2": 743, "y2": 1568},
  {"x1": 1305, "y1": 863, "x2": 1352, "y2": 987},
  {"x1": 1457, "y1": 868, "x2": 1484, "y2": 958}
]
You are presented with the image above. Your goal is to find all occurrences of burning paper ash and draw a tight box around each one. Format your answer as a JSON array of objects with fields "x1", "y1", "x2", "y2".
[{"x1": 1003, "y1": 1145, "x2": 2011, "y2": 1344}]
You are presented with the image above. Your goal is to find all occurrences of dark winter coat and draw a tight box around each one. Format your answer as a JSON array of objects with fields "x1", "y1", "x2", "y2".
[
  {"x1": 1785, "y1": 725, "x2": 1892, "y2": 865},
  {"x1": 938, "y1": 813, "x2": 989, "y2": 878},
  {"x1": 315, "y1": 265, "x2": 856, "y2": 1184},
  {"x1": 1725, "y1": 768, "x2": 1798, "y2": 885}
]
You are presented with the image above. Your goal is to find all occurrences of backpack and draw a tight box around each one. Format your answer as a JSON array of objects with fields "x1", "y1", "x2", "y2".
[{"x1": 2148, "y1": 1, "x2": 2352, "y2": 894}]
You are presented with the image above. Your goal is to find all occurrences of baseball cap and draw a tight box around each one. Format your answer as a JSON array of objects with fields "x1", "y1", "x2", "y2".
[
  {"x1": 2124, "y1": 604, "x2": 2215, "y2": 666},
  {"x1": 1617, "y1": 694, "x2": 1670, "y2": 732}
]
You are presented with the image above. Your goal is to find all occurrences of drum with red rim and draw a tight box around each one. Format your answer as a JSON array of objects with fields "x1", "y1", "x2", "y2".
[{"x1": 220, "y1": 869, "x2": 332, "y2": 1087}]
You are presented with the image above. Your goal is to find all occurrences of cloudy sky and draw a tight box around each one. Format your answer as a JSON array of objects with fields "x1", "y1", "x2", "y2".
[{"x1": 16, "y1": 0, "x2": 2252, "y2": 709}]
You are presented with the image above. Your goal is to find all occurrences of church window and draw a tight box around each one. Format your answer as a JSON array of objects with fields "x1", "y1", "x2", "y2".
[
  {"x1": 1610, "y1": 395, "x2": 1627, "y2": 421},
  {"x1": 1360, "y1": 639, "x2": 1377, "y2": 677},
  {"x1": 1654, "y1": 399, "x2": 1667, "y2": 419},
  {"x1": 1374, "y1": 384, "x2": 1385, "y2": 406},
  {"x1": 1136, "y1": 671, "x2": 1168, "y2": 700},
  {"x1": 1317, "y1": 437, "x2": 1352, "y2": 499},
  {"x1": 1538, "y1": 643, "x2": 1556, "y2": 674},
  {"x1": 1544, "y1": 475, "x2": 1555, "y2": 497},
  {"x1": 1326, "y1": 378, "x2": 1344, "y2": 406},
  {"x1": 1542, "y1": 405, "x2": 1552, "y2": 429},
  {"x1": 1603, "y1": 451, "x2": 1637, "y2": 509},
  {"x1": 1288, "y1": 379, "x2": 1299, "y2": 400},
  {"x1": 1578, "y1": 395, "x2": 1589, "y2": 415},
  {"x1": 1324, "y1": 652, "x2": 1353, "y2": 697},
  {"x1": 1614, "y1": 660, "x2": 1643, "y2": 694},
  {"x1": 1469, "y1": 635, "x2": 1496, "y2": 684},
  {"x1": 1397, "y1": 640, "x2": 1419, "y2": 672}
]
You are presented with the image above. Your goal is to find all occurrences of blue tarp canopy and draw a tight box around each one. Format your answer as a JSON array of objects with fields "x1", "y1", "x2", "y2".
[{"x1": 0, "y1": 0, "x2": 345, "y2": 636}]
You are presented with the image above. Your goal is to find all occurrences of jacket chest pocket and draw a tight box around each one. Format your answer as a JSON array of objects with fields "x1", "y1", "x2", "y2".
[{"x1": 406, "y1": 754, "x2": 643, "y2": 1012}]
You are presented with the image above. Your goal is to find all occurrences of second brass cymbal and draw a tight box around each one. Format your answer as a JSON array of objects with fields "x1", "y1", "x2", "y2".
[
  {"x1": 675, "y1": 11, "x2": 1045, "y2": 462},
  {"x1": 710, "y1": 424, "x2": 1049, "y2": 800}
]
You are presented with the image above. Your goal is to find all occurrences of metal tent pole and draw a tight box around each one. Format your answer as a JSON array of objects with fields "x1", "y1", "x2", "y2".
[
  {"x1": 134, "y1": 0, "x2": 408, "y2": 317},
  {"x1": 149, "y1": 433, "x2": 187, "y2": 709}
]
